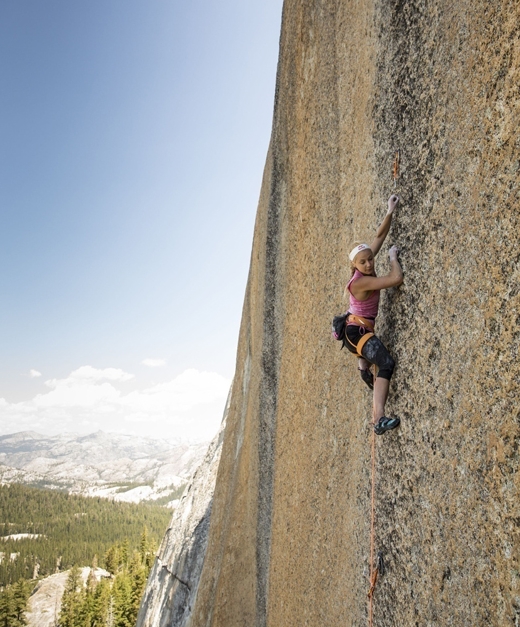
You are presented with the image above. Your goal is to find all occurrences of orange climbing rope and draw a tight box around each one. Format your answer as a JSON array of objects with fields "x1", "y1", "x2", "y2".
[
  {"x1": 367, "y1": 366, "x2": 378, "y2": 627},
  {"x1": 368, "y1": 422, "x2": 377, "y2": 625}
]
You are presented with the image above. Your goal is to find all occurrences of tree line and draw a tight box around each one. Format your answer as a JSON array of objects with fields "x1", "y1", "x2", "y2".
[
  {"x1": 0, "y1": 483, "x2": 171, "y2": 587},
  {"x1": 0, "y1": 528, "x2": 157, "y2": 627},
  {"x1": 57, "y1": 529, "x2": 156, "y2": 627}
]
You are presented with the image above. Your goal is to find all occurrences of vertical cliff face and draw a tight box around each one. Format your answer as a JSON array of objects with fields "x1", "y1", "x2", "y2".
[{"x1": 144, "y1": 1, "x2": 520, "y2": 625}]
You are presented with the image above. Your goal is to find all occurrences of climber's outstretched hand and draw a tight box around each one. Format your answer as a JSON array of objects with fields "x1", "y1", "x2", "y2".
[
  {"x1": 372, "y1": 198, "x2": 399, "y2": 256},
  {"x1": 387, "y1": 195, "x2": 399, "y2": 215}
]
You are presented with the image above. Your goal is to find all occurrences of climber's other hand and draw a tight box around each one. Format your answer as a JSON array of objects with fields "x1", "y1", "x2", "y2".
[{"x1": 389, "y1": 245, "x2": 399, "y2": 259}]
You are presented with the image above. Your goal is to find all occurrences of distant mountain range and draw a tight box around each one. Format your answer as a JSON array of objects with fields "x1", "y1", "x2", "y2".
[{"x1": 0, "y1": 431, "x2": 209, "y2": 505}]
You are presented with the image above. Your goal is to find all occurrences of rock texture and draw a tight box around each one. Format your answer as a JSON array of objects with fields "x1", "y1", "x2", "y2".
[
  {"x1": 136, "y1": 398, "x2": 229, "y2": 627},
  {"x1": 145, "y1": 1, "x2": 520, "y2": 625}
]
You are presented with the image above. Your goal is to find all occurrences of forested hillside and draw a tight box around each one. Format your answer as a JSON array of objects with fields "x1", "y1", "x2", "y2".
[
  {"x1": 55, "y1": 535, "x2": 156, "y2": 627},
  {"x1": 0, "y1": 484, "x2": 171, "y2": 586}
]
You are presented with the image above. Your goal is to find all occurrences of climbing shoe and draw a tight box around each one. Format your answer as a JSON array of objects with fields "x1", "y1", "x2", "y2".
[
  {"x1": 373, "y1": 416, "x2": 400, "y2": 435},
  {"x1": 359, "y1": 368, "x2": 374, "y2": 390}
]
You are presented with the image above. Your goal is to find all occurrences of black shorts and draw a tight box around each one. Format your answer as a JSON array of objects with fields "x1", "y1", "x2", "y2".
[{"x1": 345, "y1": 325, "x2": 395, "y2": 381}]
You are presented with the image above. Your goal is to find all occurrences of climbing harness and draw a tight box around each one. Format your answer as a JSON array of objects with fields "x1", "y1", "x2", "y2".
[
  {"x1": 349, "y1": 332, "x2": 374, "y2": 359},
  {"x1": 332, "y1": 313, "x2": 374, "y2": 356},
  {"x1": 346, "y1": 314, "x2": 375, "y2": 358},
  {"x1": 393, "y1": 149, "x2": 400, "y2": 187},
  {"x1": 347, "y1": 314, "x2": 374, "y2": 332}
]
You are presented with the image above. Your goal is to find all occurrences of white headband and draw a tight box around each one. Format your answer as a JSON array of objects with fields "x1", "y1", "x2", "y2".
[{"x1": 349, "y1": 243, "x2": 371, "y2": 261}]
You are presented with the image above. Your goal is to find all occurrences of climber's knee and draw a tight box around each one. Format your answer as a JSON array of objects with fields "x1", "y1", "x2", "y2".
[
  {"x1": 377, "y1": 355, "x2": 395, "y2": 381},
  {"x1": 361, "y1": 336, "x2": 395, "y2": 380}
]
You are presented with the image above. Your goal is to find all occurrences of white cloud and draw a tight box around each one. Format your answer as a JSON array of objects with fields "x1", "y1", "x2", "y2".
[
  {"x1": 142, "y1": 358, "x2": 166, "y2": 368},
  {"x1": 120, "y1": 369, "x2": 230, "y2": 413},
  {"x1": 0, "y1": 367, "x2": 231, "y2": 442},
  {"x1": 45, "y1": 366, "x2": 135, "y2": 385},
  {"x1": 29, "y1": 369, "x2": 42, "y2": 378},
  {"x1": 35, "y1": 381, "x2": 121, "y2": 409}
]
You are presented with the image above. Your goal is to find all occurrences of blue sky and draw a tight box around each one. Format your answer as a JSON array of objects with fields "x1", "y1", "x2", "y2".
[{"x1": 0, "y1": 0, "x2": 283, "y2": 441}]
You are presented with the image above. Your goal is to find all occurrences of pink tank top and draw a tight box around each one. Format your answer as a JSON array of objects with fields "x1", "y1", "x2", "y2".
[{"x1": 347, "y1": 269, "x2": 380, "y2": 321}]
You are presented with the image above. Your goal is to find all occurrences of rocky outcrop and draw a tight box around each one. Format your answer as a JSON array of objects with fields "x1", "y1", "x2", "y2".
[
  {"x1": 26, "y1": 567, "x2": 109, "y2": 627},
  {"x1": 136, "y1": 398, "x2": 229, "y2": 627},
  {"x1": 145, "y1": 1, "x2": 520, "y2": 625}
]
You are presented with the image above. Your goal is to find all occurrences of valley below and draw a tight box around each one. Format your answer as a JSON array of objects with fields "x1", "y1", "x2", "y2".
[
  {"x1": 0, "y1": 430, "x2": 209, "y2": 506},
  {"x1": 0, "y1": 428, "x2": 214, "y2": 627}
]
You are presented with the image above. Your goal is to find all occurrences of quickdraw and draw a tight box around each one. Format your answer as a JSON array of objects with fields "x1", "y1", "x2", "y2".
[
  {"x1": 367, "y1": 553, "x2": 385, "y2": 599},
  {"x1": 393, "y1": 149, "x2": 400, "y2": 188},
  {"x1": 367, "y1": 569, "x2": 378, "y2": 599}
]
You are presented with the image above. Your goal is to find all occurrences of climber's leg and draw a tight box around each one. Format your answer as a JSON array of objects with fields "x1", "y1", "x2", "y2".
[
  {"x1": 346, "y1": 327, "x2": 375, "y2": 389},
  {"x1": 360, "y1": 336, "x2": 399, "y2": 431},
  {"x1": 360, "y1": 336, "x2": 395, "y2": 383},
  {"x1": 358, "y1": 357, "x2": 370, "y2": 370},
  {"x1": 346, "y1": 327, "x2": 395, "y2": 395},
  {"x1": 373, "y1": 377, "x2": 389, "y2": 422},
  {"x1": 358, "y1": 358, "x2": 374, "y2": 389}
]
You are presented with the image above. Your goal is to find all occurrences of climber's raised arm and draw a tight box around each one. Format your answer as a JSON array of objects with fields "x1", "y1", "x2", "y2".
[{"x1": 370, "y1": 195, "x2": 399, "y2": 256}]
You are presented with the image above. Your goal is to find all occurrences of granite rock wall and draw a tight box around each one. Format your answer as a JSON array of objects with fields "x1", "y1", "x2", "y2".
[
  {"x1": 145, "y1": 1, "x2": 520, "y2": 625},
  {"x1": 135, "y1": 400, "x2": 229, "y2": 627}
]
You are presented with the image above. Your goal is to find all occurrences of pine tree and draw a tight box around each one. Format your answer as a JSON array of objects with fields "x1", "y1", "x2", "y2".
[
  {"x1": 11, "y1": 579, "x2": 30, "y2": 627},
  {"x1": 128, "y1": 551, "x2": 147, "y2": 623},
  {"x1": 112, "y1": 572, "x2": 133, "y2": 627},
  {"x1": 146, "y1": 539, "x2": 157, "y2": 570},
  {"x1": 0, "y1": 586, "x2": 15, "y2": 627},
  {"x1": 77, "y1": 568, "x2": 97, "y2": 627},
  {"x1": 58, "y1": 565, "x2": 84, "y2": 627},
  {"x1": 139, "y1": 527, "x2": 156, "y2": 570},
  {"x1": 0, "y1": 579, "x2": 31, "y2": 627},
  {"x1": 104, "y1": 546, "x2": 119, "y2": 576},
  {"x1": 91, "y1": 577, "x2": 111, "y2": 627},
  {"x1": 138, "y1": 528, "x2": 148, "y2": 564},
  {"x1": 119, "y1": 540, "x2": 129, "y2": 570}
]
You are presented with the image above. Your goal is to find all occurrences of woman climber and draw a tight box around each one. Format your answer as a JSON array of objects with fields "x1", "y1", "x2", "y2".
[{"x1": 345, "y1": 194, "x2": 403, "y2": 435}]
